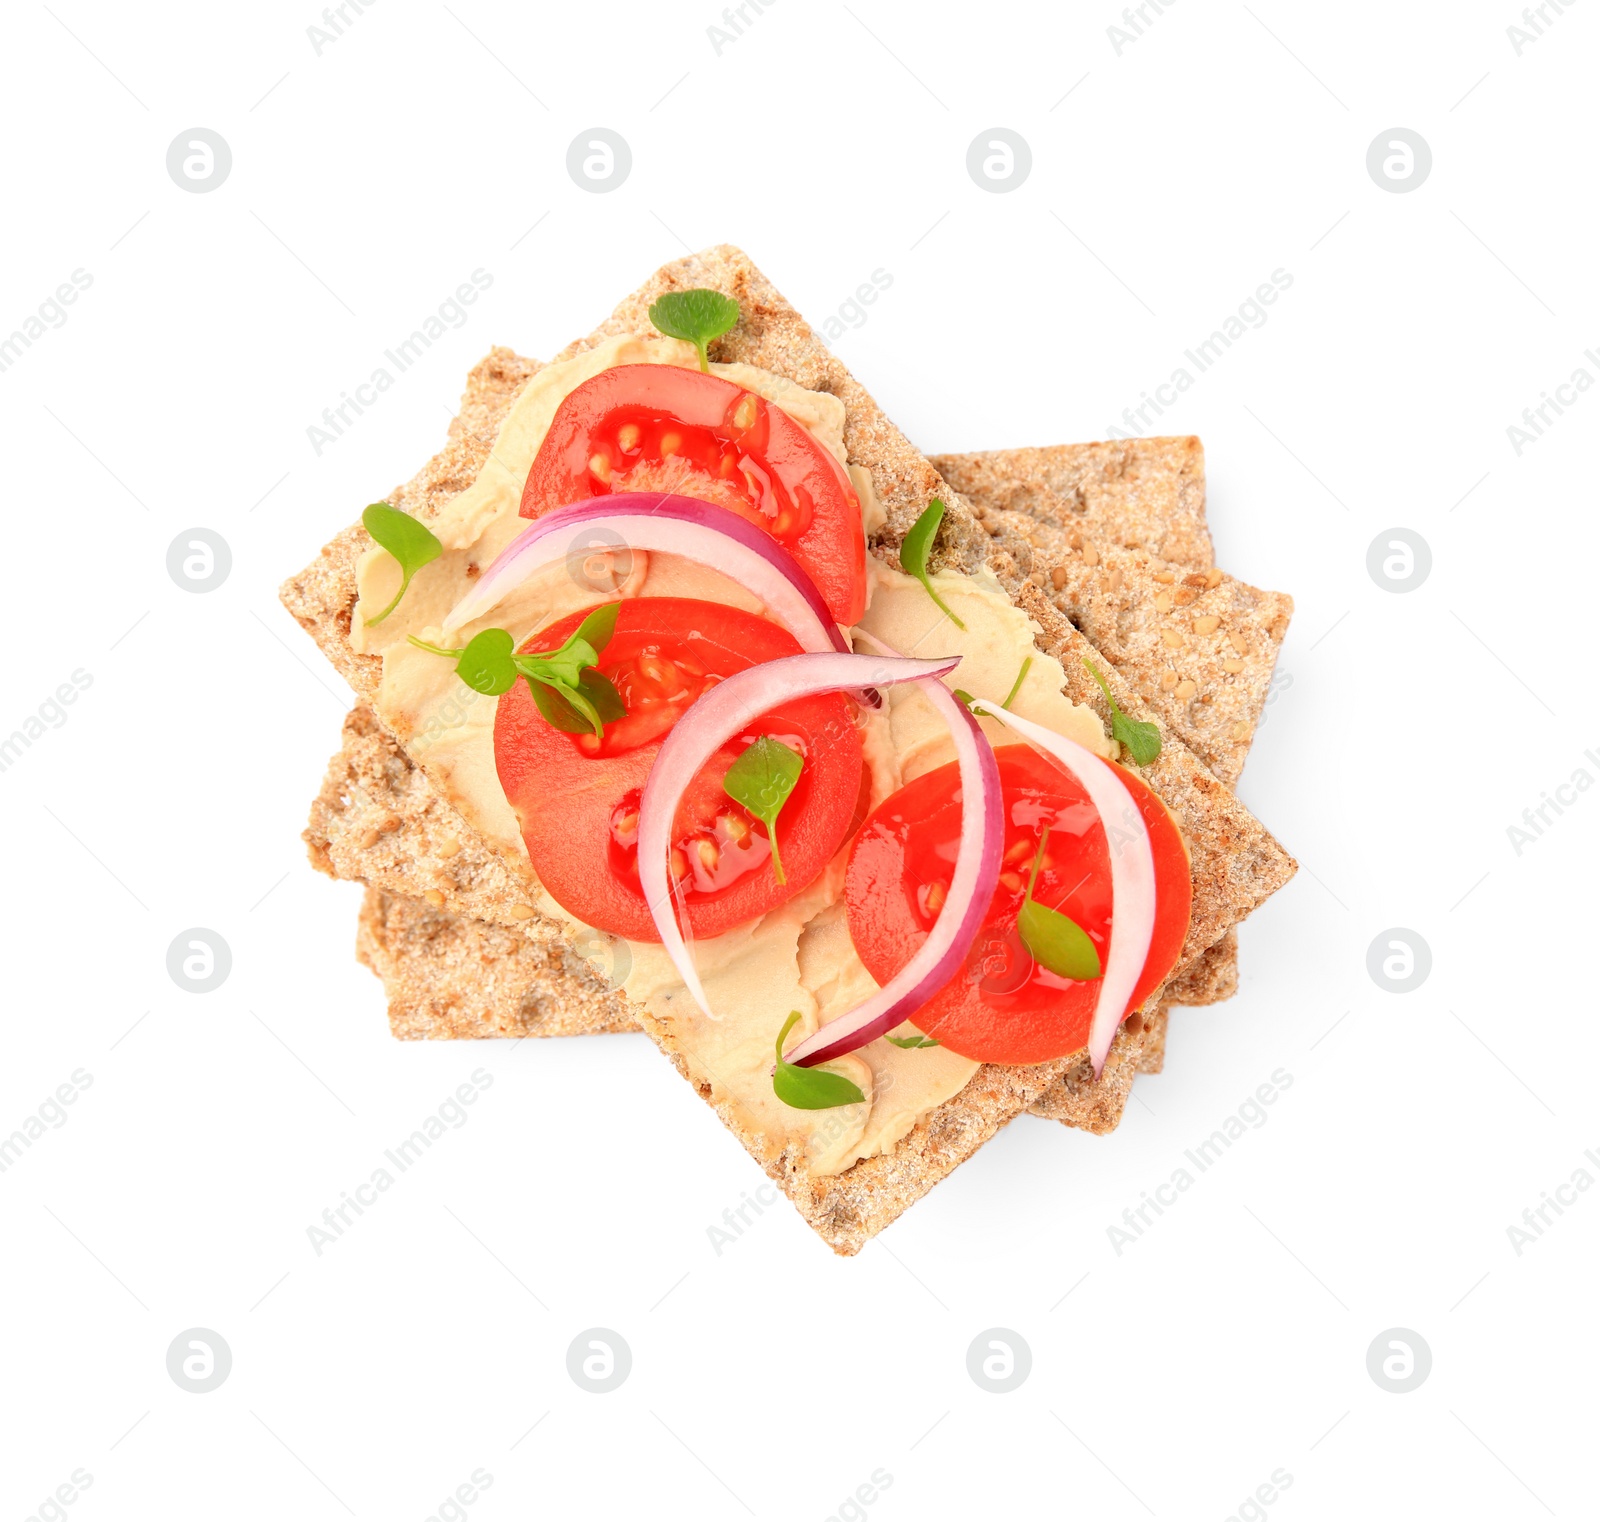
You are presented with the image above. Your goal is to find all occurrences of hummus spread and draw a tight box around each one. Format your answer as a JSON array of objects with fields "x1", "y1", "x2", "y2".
[{"x1": 352, "y1": 334, "x2": 1113, "y2": 1175}]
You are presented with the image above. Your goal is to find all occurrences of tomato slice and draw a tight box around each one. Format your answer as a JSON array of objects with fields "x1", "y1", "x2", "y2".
[
  {"x1": 495, "y1": 598, "x2": 864, "y2": 942},
  {"x1": 520, "y1": 364, "x2": 868, "y2": 627},
  {"x1": 844, "y1": 745, "x2": 1192, "y2": 1065}
]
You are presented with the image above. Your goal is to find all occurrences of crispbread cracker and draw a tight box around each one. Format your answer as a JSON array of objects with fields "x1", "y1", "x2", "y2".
[
  {"x1": 356, "y1": 887, "x2": 634, "y2": 1039},
  {"x1": 1166, "y1": 928, "x2": 1239, "y2": 1007},
  {"x1": 932, "y1": 438, "x2": 1213, "y2": 573},
  {"x1": 309, "y1": 704, "x2": 534, "y2": 935},
  {"x1": 1137, "y1": 1005, "x2": 1169, "y2": 1074},
  {"x1": 282, "y1": 246, "x2": 1294, "y2": 1251}
]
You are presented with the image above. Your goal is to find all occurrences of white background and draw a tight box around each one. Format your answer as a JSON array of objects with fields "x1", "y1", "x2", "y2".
[{"x1": 1, "y1": 2, "x2": 1595, "y2": 1518}]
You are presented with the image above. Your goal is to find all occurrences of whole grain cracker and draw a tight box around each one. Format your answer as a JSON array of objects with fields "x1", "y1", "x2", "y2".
[
  {"x1": 1136, "y1": 1005, "x2": 1170, "y2": 1074},
  {"x1": 1166, "y1": 928, "x2": 1240, "y2": 1007},
  {"x1": 934, "y1": 439, "x2": 1212, "y2": 567},
  {"x1": 309, "y1": 704, "x2": 538, "y2": 934},
  {"x1": 282, "y1": 246, "x2": 1295, "y2": 1250},
  {"x1": 357, "y1": 887, "x2": 634, "y2": 1039}
]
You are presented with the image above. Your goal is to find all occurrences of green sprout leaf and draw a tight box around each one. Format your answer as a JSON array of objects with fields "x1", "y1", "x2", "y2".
[
  {"x1": 571, "y1": 601, "x2": 621, "y2": 656},
  {"x1": 576, "y1": 669, "x2": 626, "y2": 721},
  {"x1": 885, "y1": 1032, "x2": 941, "y2": 1049},
  {"x1": 525, "y1": 677, "x2": 590, "y2": 734},
  {"x1": 455, "y1": 629, "x2": 519, "y2": 696},
  {"x1": 722, "y1": 735, "x2": 804, "y2": 885},
  {"x1": 1015, "y1": 825, "x2": 1103, "y2": 981},
  {"x1": 648, "y1": 289, "x2": 740, "y2": 373},
  {"x1": 514, "y1": 606, "x2": 626, "y2": 737},
  {"x1": 526, "y1": 669, "x2": 625, "y2": 734},
  {"x1": 899, "y1": 499, "x2": 966, "y2": 631},
  {"x1": 362, "y1": 503, "x2": 442, "y2": 626},
  {"x1": 407, "y1": 604, "x2": 626, "y2": 739},
  {"x1": 1018, "y1": 898, "x2": 1102, "y2": 981},
  {"x1": 1083, "y1": 659, "x2": 1161, "y2": 766},
  {"x1": 772, "y1": 1012, "x2": 867, "y2": 1110},
  {"x1": 1002, "y1": 656, "x2": 1033, "y2": 711}
]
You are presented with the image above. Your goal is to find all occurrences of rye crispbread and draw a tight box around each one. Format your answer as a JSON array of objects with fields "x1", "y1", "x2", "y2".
[
  {"x1": 1135, "y1": 1004, "x2": 1169, "y2": 1075},
  {"x1": 282, "y1": 246, "x2": 1295, "y2": 1250},
  {"x1": 355, "y1": 885, "x2": 634, "y2": 1040},
  {"x1": 934, "y1": 439, "x2": 1213, "y2": 568}
]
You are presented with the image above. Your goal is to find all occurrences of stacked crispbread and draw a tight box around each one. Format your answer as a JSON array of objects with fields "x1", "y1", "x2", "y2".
[{"x1": 283, "y1": 246, "x2": 1295, "y2": 1252}]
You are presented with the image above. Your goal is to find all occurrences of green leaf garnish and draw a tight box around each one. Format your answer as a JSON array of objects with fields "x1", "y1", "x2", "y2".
[
  {"x1": 1002, "y1": 656, "x2": 1033, "y2": 711},
  {"x1": 722, "y1": 735, "x2": 804, "y2": 885},
  {"x1": 1015, "y1": 826, "x2": 1102, "y2": 981},
  {"x1": 772, "y1": 1012, "x2": 867, "y2": 1110},
  {"x1": 526, "y1": 676, "x2": 591, "y2": 734},
  {"x1": 648, "y1": 289, "x2": 740, "y2": 373},
  {"x1": 527, "y1": 669, "x2": 625, "y2": 734},
  {"x1": 362, "y1": 503, "x2": 442, "y2": 626},
  {"x1": 885, "y1": 1032, "x2": 941, "y2": 1049},
  {"x1": 455, "y1": 628, "x2": 519, "y2": 696},
  {"x1": 953, "y1": 688, "x2": 976, "y2": 708},
  {"x1": 1083, "y1": 659, "x2": 1161, "y2": 765},
  {"x1": 406, "y1": 603, "x2": 626, "y2": 738},
  {"x1": 577, "y1": 669, "x2": 626, "y2": 720},
  {"x1": 899, "y1": 499, "x2": 966, "y2": 631},
  {"x1": 572, "y1": 601, "x2": 621, "y2": 654}
]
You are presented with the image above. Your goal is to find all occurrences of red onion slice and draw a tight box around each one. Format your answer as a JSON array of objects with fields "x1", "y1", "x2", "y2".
[
  {"x1": 637, "y1": 652, "x2": 1000, "y2": 1062},
  {"x1": 782, "y1": 672, "x2": 1004, "y2": 1068},
  {"x1": 967, "y1": 700, "x2": 1158, "y2": 1077},
  {"x1": 440, "y1": 493, "x2": 848, "y2": 654}
]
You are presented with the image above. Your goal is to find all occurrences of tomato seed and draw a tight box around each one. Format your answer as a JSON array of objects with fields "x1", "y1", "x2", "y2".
[{"x1": 639, "y1": 655, "x2": 682, "y2": 694}]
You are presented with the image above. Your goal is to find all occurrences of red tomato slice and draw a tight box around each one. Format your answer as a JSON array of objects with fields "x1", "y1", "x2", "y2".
[
  {"x1": 519, "y1": 364, "x2": 868, "y2": 627},
  {"x1": 845, "y1": 745, "x2": 1192, "y2": 1065},
  {"x1": 495, "y1": 598, "x2": 864, "y2": 942}
]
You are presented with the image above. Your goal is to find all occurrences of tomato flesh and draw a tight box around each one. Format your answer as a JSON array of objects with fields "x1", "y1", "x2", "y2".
[
  {"x1": 494, "y1": 598, "x2": 864, "y2": 942},
  {"x1": 845, "y1": 745, "x2": 1192, "y2": 1065},
  {"x1": 520, "y1": 364, "x2": 868, "y2": 626}
]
